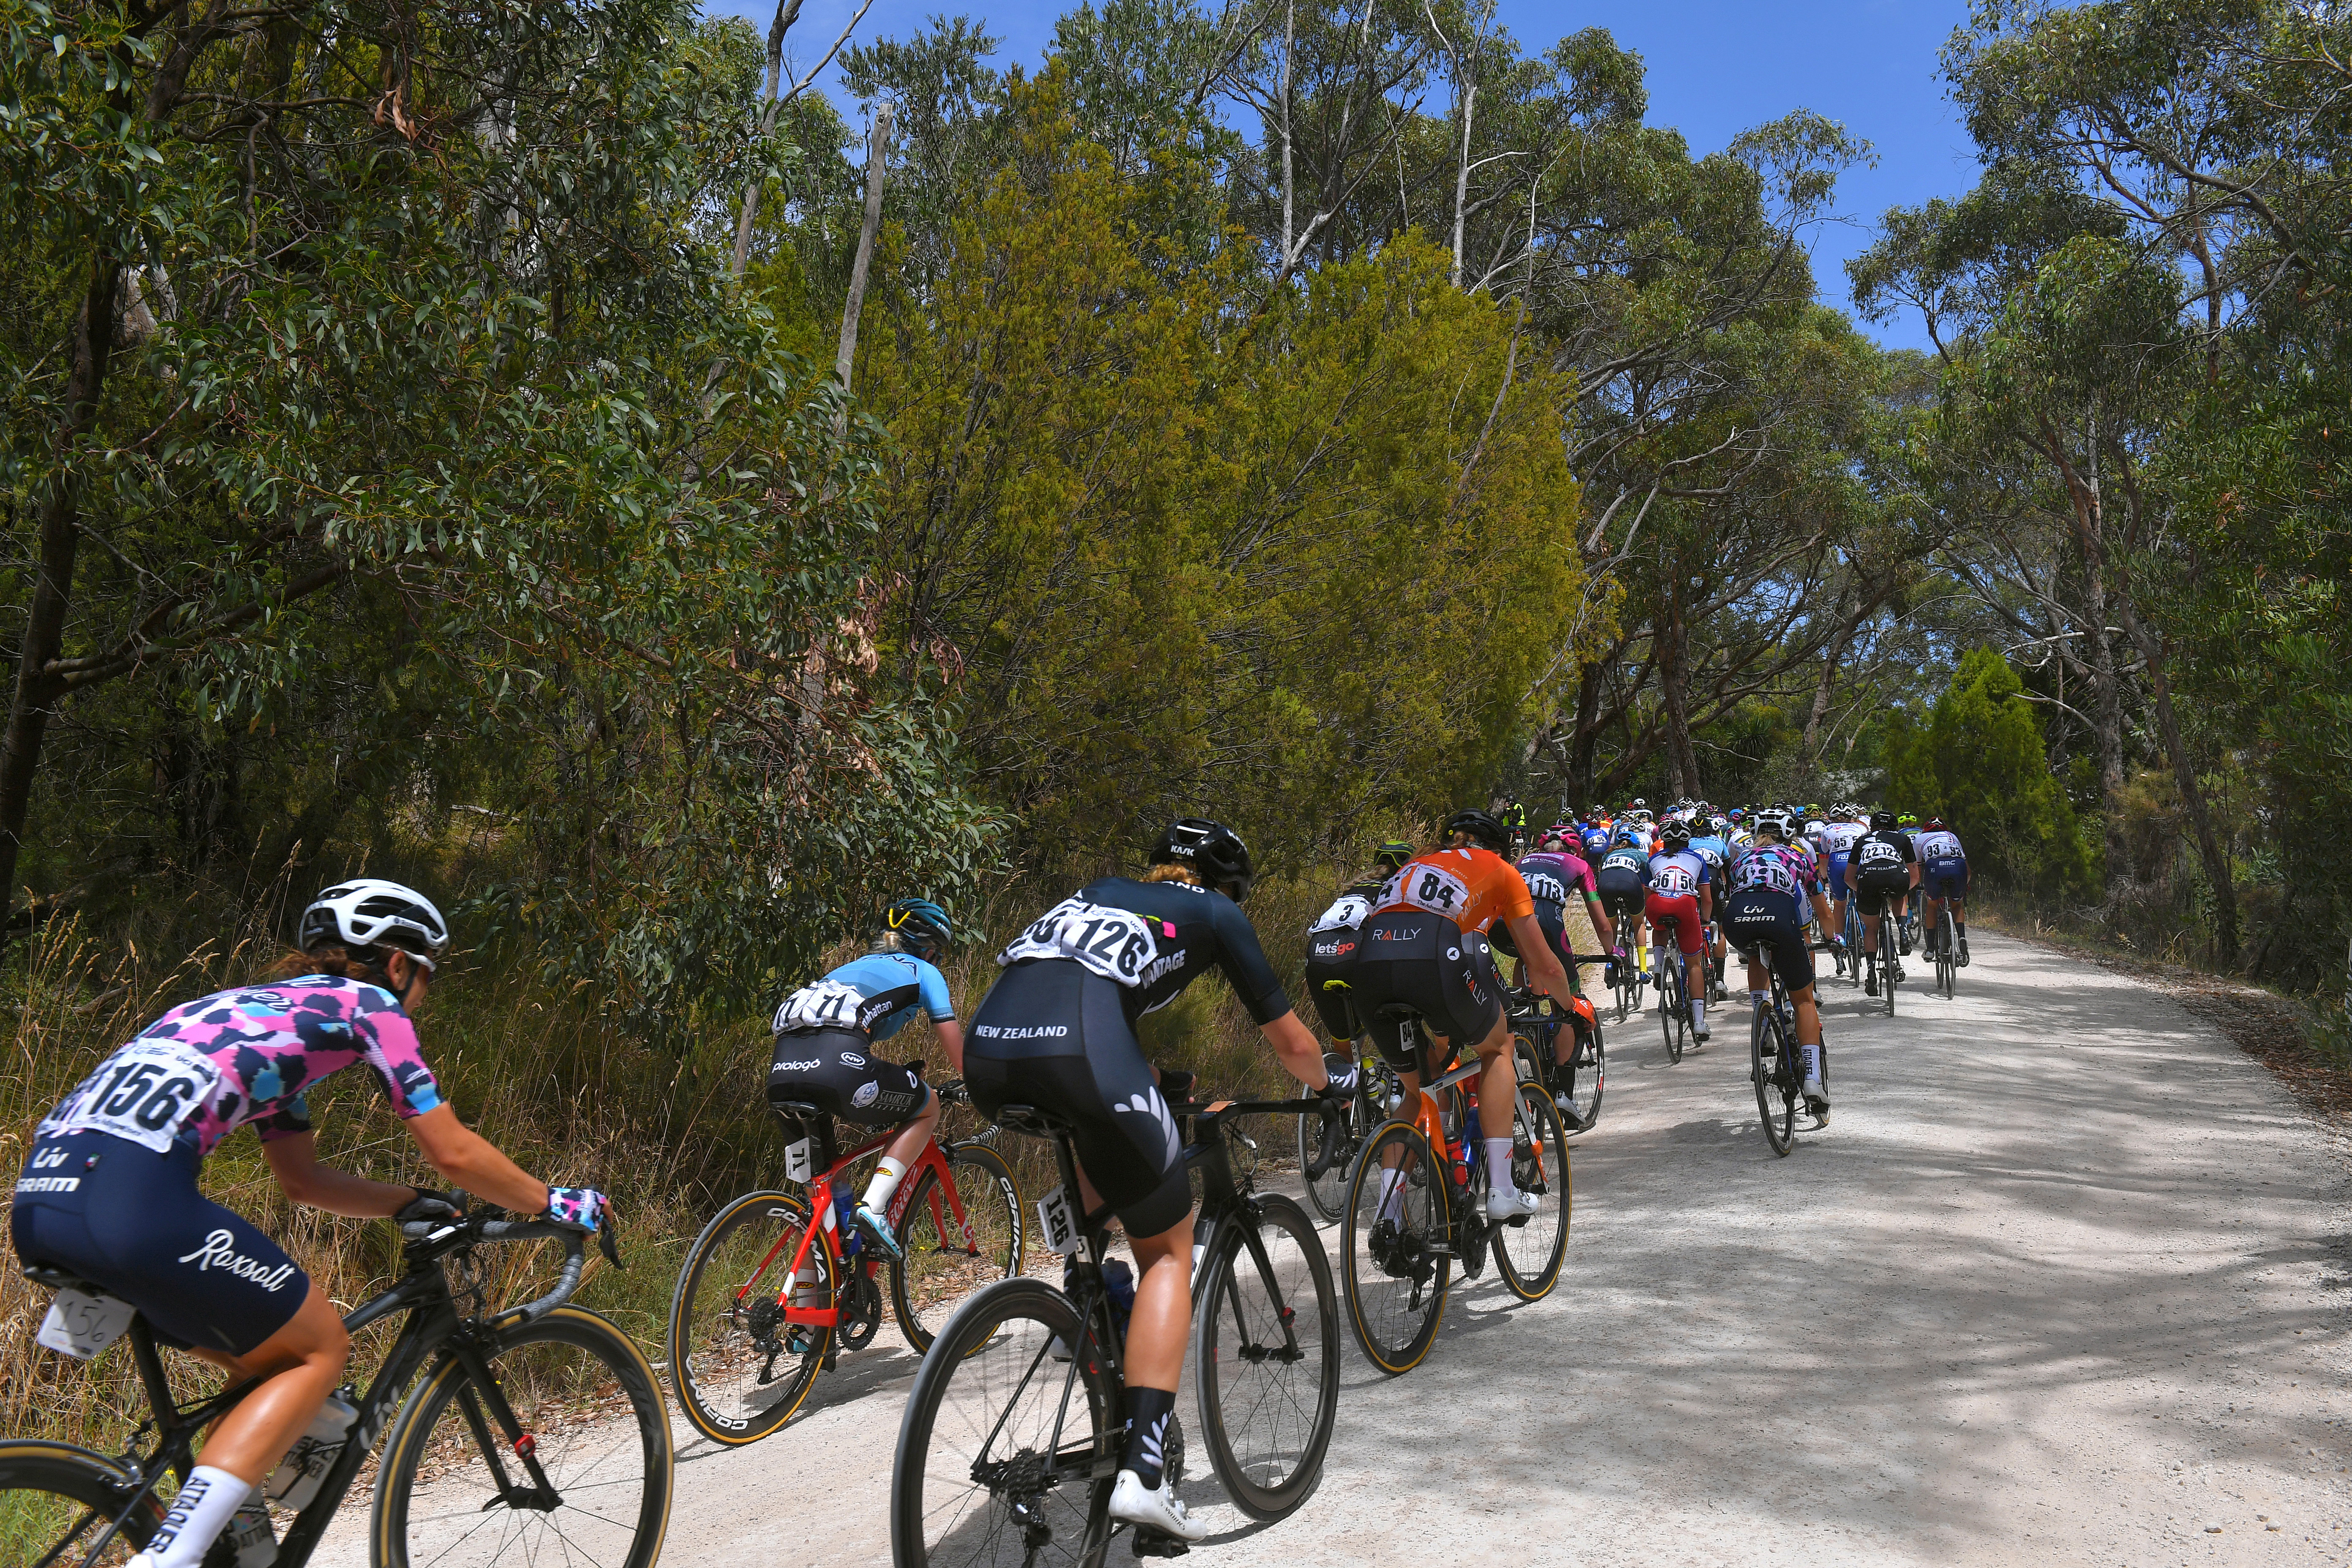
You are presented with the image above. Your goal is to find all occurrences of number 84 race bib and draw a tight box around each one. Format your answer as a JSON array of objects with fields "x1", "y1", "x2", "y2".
[{"x1": 50, "y1": 1040, "x2": 222, "y2": 1153}]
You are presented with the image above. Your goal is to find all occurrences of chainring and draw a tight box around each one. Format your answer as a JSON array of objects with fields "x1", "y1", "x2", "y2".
[{"x1": 837, "y1": 1268, "x2": 883, "y2": 1350}]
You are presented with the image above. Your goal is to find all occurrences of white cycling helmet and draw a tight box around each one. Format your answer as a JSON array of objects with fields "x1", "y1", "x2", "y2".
[{"x1": 299, "y1": 879, "x2": 450, "y2": 957}]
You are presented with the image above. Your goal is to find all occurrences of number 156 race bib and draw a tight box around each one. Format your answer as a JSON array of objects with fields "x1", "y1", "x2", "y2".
[{"x1": 52, "y1": 1041, "x2": 222, "y2": 1153}]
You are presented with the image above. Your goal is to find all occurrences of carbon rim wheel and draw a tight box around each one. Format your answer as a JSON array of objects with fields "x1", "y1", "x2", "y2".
[
  {"x1": 891, "y1": 1144, "x2": 1026, "y2": 1355},
  {"x1": 1882, "y1": 924, "x2": 1899, "y2": 1015},
  {"x1": 1194, "y1": 1193, "x2": 1340, "y2": 1520},
  {"x1": 1299, "y1": 1078, "x2": 1377, "y2": 1224},
  {"x1": 1339, "y1": 1121, "x2": 1450, "y2": 1375},
  {"x1": 1563, "y1": 1017, "x2": 1606, "y2": 1132},
  {"x1": 1492, "y1": 1081, "x2": 1570, "y2": 1300},
  {"x1": 0, "y1": 1441, "x2": 158, "y2": 1567},
  {"x1": 890, "y1": 1278, "x2": 1115, "y2": 1568},
  {"x1": 375, "y1": 1306, "x2": 672, "y2": 1568},
  {"x1": 1753, "y1": 1003, "x2": 1796, "y2": 1156},
  {"x1": 668, "y1": 1189, "x2": 830, "y2": 1446}
]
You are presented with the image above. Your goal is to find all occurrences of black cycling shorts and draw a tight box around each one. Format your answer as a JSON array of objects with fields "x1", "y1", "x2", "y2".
[
  {"x1": 11, "y1": 1129, "x2": 308, "y2": 1357},
  {"x1": 1852, "y1": 868, "x2": 1912, "y2": 918},
  {"x1": 964, "y1": 960, "x2": 1192, "y2": 1239},
  {"x1": 1302, "y1": 926, "x2": 1363, "y2": 1043},
  {"x1": 768, "y1": 1029, "x2": 930, "y2": 1167},
  {"x1": 1594, "y1": 869, "x2": 1645, "y2": 927},
  {"x1": 1346, "y1": 912, "x2": 1505, "y2": 1075},
  {"x1": 1724, "y1": 890, "x2": 1815, "y2": 996}
]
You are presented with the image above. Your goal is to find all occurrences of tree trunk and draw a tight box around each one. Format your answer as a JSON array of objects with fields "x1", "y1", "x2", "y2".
[
  {"x1": 1799, "y1": 591, "x2": 1856, "y2": 769},
  {"x1": 730, "y1": 0, "x2": 806, "y2": 281},
  {"x1": 1658, "y1": 585, "x2": 1701, "y2": 799},
  {"x1": 0, "y1": 260, "x2": 120, "y2": 931},
  {"x1": 833, "y1": 101, "x2": 894, "y2": 412},
  {"x1": 2042, "y1": 427, "x2": 2128, "y2": 893},
  {"x1": 1567, "y1": 660, "x2": 1603, "y2": 804},
  {"x1": 2114, "y1": 596, "x2": 2240, "y2": 965}
]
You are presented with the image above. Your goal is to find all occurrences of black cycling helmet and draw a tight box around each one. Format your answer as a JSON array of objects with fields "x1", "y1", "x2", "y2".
[
  {"x1": 1152, "y1": 818, "x2": 1253, "y2": 900},
  {"x1": 1443, "y1": 808, "x2": 1511, "y2": 854},
  {"x1": 1373, "y1": 840, "x2": 1416, "y2": 871},
  {"x1": 879, "y1": 898, "x2": 952, "y2": 960},
  {"x1": 1659, "y1": 820, "x2": 1691, "y2": 850},
  {"x1": 1870, "y1": 810, "x2": 1897, "y2": 831}
]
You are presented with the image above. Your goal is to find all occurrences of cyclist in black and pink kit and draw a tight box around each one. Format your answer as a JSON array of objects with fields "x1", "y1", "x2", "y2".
[{"x1": 12, "y1": 881, "x2": 607, "y2": 1568}]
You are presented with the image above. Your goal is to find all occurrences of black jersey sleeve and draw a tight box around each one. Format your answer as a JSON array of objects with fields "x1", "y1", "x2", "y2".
[{"x1": 1210, "y1": 895, "x2": 1293, "y2": 1024}]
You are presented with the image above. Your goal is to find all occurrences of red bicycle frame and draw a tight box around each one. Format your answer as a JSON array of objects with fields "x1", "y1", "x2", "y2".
[{"x1": 730, "y1": 1127, "x2": 978, "y2": 1330}]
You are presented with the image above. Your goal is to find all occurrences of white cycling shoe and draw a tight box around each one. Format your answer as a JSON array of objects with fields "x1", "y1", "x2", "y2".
[
  {"x1": 1482, "y1": 1187, "x2": 1540, "y2": 1222},
  {"x1": 1109, "y1": 1470, "x2": 1208, "y2": 1541}
]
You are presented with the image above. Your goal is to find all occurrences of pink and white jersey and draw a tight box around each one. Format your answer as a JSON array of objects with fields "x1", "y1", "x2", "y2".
[{"x1": 39, "y1": 975, "x2": 444, "y2": 1157}]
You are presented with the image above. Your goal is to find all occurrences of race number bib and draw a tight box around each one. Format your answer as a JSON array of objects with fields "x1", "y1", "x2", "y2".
[
  {"x1": 773, "y1": 978, "x2": 866, "y2": 1034},
  {"x1": 999, "y1": 897, "x2": 1160, "y2": 985},
  {"x1": 1392, "y1": 862, "x2": 1473, "y2": 919},
  {"x1": 1601, "y1": 850, "x2": 1645, "y2": 876},
  {"x1": 1523, "y1": 871, "x2": 1568, "y2": 906},
  {"x1": 36, "y1": 1288, "x2": 135, "y2": 1360},
  {"x1": 1310, "y1": 893, "x2": 1372, "y2": 934},
  {"x1": 54, "y1": 1041, "x2": 221, "y2": 1153},
  {"x1": 1732, "y1": 852, "x2": 1798, "y2": 896},
  {"x1": 1857, "y1": 838, "x2": 1904, "y2": 869},
  {"x1": 1653, "y1": 863, "x2": 1698, "y2": 895}
]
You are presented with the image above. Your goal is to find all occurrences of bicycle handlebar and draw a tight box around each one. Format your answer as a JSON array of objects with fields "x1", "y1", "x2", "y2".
[{"x1": 398, "y1": 1212, "x2": 613, "y2": 1325}]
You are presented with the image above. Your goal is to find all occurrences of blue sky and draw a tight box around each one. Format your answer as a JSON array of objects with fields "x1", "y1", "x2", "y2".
[{"x1": 713, "y1": 0, "x2": 1984, "y2": 349}]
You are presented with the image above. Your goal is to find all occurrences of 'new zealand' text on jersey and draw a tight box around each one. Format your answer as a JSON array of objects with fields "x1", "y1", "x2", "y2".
[
  {"x1": 773, "y1": 951, "x2": 956, "y2": 1040},
  {"x1": 996, "y1": 877, "x2": 1291, "y2": 1024}
]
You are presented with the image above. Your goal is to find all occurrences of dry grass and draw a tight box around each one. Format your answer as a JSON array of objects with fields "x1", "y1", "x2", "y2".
[{"x1": 0, "y1": 846, "x2": 1404, "y2": 1451}]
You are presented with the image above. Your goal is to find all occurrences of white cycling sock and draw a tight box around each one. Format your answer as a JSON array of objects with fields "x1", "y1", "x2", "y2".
[
  {"x1": 1800, "y1": 1043, "x2": 1823, "y2": 1085},
  {"x1": 1749, "y1": 989, "x2": 1767, "y2": 1007},
  {"x1": 1691, "y1": 998, "x2": 1706, "y2": 1031},
  {"x1": 1484, "y1": 1138, "x2": 1518, "y2": 1200},
  {"x1": 1373, "y1": 1166, "x2": 1404, "y2": 1224},
  {"x1": 861, "y1": 1155, "x2": 909, "y2": 1211},
  {"x1": 136, "y1": 1465, "x2": 253, "y2": 1568}
]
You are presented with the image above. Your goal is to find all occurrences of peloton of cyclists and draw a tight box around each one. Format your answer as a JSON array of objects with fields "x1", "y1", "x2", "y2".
[{"x1": 1723, "y1": 814, "x2": 1839, "y2": 1120}]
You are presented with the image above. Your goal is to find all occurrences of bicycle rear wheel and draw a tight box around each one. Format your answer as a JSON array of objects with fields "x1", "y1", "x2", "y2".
[
  {"x1": 1193, "y1": 1192, "x2": 1339, "y2": 1520},
  {"x1": 890, "y1": 1278, "x2": 1116, "y2": 1568},
  {"x1": 1752, "y1": 1002, "x2": 1796, "y2": 1156},
  {"x1": 1492, "y1": 1080, "x2": 1570, "y2": 1299},
  {"x1": 1658, "y1": 961, "x2": 1685, "y2": 1063},
  {"x1": 0, "y1": 1440, "x2": 158, "y2": 1566},
  {"x1": 892, "y1": 1143, "x2": 1025, "y2": 1354},
  {"x1": 375, "y1": 1304, "x2": 672, "y2": 1568},
  {"x1": 1298, "y1": 1070, "x2": 1382, "y2": 1224},
  {"x1": 1938, "y1": 910, "x2": 1957, "y2": 999},
  {"x1": 1339, "y1": 1121, "x2": 1451, "y2": 1375},
  {"x1": 1557, "y1": 1015, "x2": 1604, "y2": 1132},
  {"x1": 668, "y1": 1188, "x2": 829, "y2": 1445},
  {"x1": 1881, "y1": 923, "x2": 1899, "y2": 1016}
]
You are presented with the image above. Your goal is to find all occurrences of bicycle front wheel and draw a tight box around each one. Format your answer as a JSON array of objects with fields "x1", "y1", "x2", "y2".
[
  {"x1": 1492, "y1": 1081, "x2": 1571, "y2": 1300},
  {"x1": 1194, "y1": 1193, "x2": 1339, "y2": 1520},
  {"x1": 892, "y1": 1143, "x2": 1025, "y2": 1354},
  {"x1": 1298, "y1": 1077, "x2": 1378, "y2": 1224},
  {"x1": 1339, "y1": 1121, "x2": 1451, "y2": 1375},
  {"x1": 668, "y1": 1188, "x2": 830, "y2": 1445},
  {"x1": 374, "y1": 1304, "x2": 672, "y2": 1568},
  {"x1": 0, "y1": 1440, "x2": 159, "y2": 1566},
  {"x1": 1753, "y1": 1003, "x2": 1796, "y2": 1157},
  {"x1": 891, "y1": 1278, "x2": 1116, "y2": 1568},
  {"x1": 1561, "y1": 1016, "x2": 1606, "y2": 1132}
]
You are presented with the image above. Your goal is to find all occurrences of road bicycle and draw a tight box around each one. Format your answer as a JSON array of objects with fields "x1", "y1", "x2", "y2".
[
  {"x1": 3, "y1": 1209, "x2": 667, "y2": 1568},
  {"x1": 669, "y1": 1080, "x2": 1024, "y2": 1446},
  {"x1": 1870, "y1": 906, "x2": 1901, "y2": 1016},
  {"x1": 1296, "y1": 1042, "x2": 1404, "y2": 1223},
  {"x1": 1929, "y1": 902, "x2": 1958, "y2": 1000},
  {"x1": 1507, "y1": 984, "x2": 1603, "y2": 1134},
  {"x1": 1653, "y1": 945, "x2": 1689, "y2": 1062},
  {"x1": 1835, "y1": 901, "x2": 1864, "y2": 985},
  {"x1": 890, "y1": 1089, "x2": 1342, "y2": 1565},
  {"x1": 1340, "y1": 1010, "x2": 1570, "y2": 1375},
  {"x1": 1750, "y1": 959, "x2": 1831, "y2": 1157}
]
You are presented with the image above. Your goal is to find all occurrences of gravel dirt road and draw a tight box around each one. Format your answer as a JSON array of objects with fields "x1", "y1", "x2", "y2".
[{"x1": 653, "y1": 930, "x2": 2352, "y2": 1565}]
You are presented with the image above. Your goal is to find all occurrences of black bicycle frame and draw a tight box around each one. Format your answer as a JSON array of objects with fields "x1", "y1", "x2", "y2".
[{"x1": 79, "y1": 1242, "x2": 564, "y2": 1568}]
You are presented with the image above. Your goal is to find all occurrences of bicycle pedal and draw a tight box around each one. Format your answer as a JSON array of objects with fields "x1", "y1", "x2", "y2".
[{"x1": 1132, "y1": 1525, "x2": 1192, "y2": 1558}]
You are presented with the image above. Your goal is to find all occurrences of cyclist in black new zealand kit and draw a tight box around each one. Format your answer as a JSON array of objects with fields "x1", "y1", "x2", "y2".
[
  {"x1": 1846, "y1": 811, "x2": 1919, "y2": 997},
  {"x1": 1303, "y1": 841, "x2": 1416, "y2": 1054},
  {"x1": 964, "y1": 819, "x2": 1345, "y2": 1542}
]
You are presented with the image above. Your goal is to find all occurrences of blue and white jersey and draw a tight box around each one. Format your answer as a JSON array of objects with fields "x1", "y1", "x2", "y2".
[{"x1": 773, "y1": 952, "x2": 955, "y2": 1041}]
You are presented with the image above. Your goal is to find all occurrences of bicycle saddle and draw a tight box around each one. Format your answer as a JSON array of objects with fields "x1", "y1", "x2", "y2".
[
  {"x1": 21, "y1": 1264, "x2": 97, "y2": 1296},
  {"x1": 770, "y1": 1100, "x2": 825, "y2": 1120},
  {"x1": 989, "y1": 1103, "x2": 1073, "y2": 1139},
  {"x1": 1372, "y1": 1002, "x2": 1425, "y2": 1023}
]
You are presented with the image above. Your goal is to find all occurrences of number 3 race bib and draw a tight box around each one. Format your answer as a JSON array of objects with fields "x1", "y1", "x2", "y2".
[
  {"x1": 999, "y1": 897, "x2": 1162, "y2": 986},
  {"x1": 55, "y1": 1040, "x2": 222, "y2": 1153}
]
